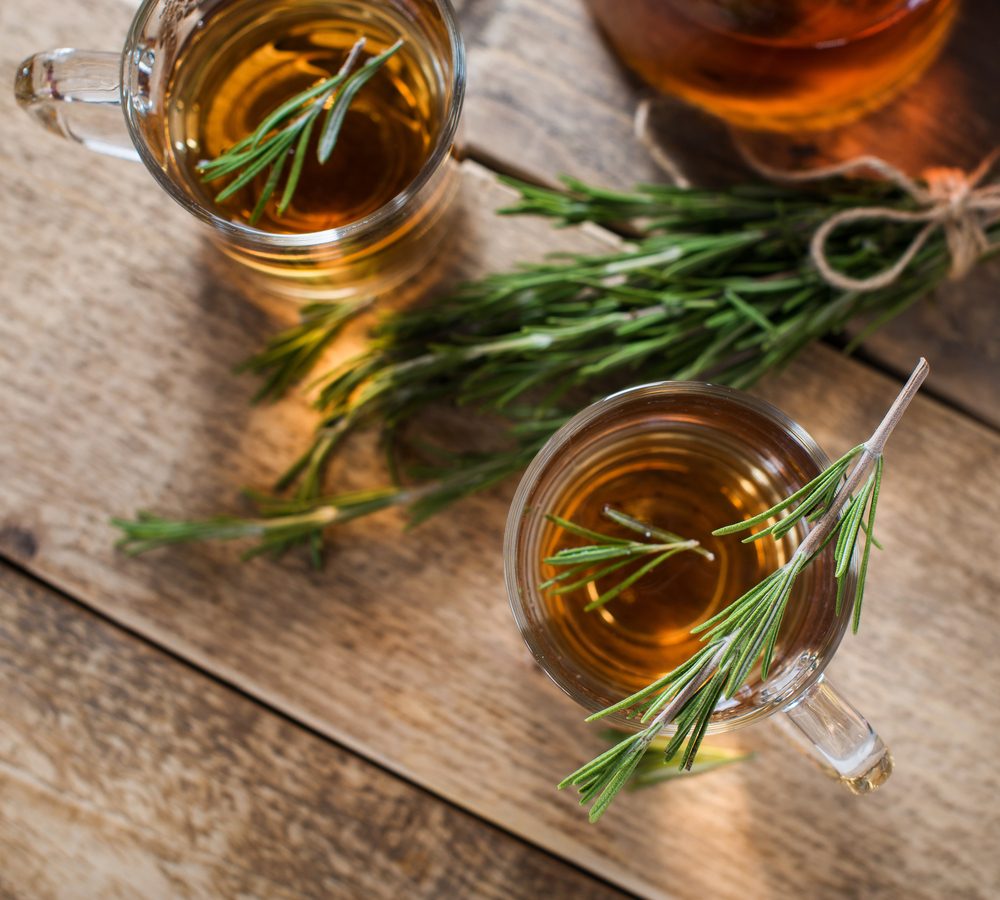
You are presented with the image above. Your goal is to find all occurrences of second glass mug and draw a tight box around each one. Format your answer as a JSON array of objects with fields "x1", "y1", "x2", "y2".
[
  {"x1": 15, "y1": 0, "x2": 466, "y2": 301},
  {"x1": 505, "y1": 382, "x2": 894, "y2": 793}
]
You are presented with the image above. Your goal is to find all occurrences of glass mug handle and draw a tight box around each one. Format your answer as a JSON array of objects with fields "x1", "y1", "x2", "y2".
[
  {"x1": 776, "y1": 674, "x2": 893, "y2": 794},
  {"x1": 14, "y1": 49, "x2": 138, "y2": 161}
]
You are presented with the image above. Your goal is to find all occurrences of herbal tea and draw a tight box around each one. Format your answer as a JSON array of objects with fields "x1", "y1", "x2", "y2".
[
  {"x1": 585, "y1": 0, "x2": 957, "y2": 130},
  {"x1": 537, "y1": 400, "x2": 823, "y2": 697},
  {"x1": 165, "y1": 0, "x2": 444, "y2": 232}
]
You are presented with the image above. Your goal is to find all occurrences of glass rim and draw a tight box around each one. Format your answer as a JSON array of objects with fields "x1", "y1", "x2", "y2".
[
  {"x1": 120, "y1": 0, "x2": 466, "y2": 249},
  {"x1": 503, "y1": 380, "x2": 854, "y2": 734}
]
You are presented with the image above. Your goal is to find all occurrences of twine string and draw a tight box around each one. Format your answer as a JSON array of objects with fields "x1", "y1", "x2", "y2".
[
  {"x1": 742, "y1": 146, "x2": 1000, "y2": 291},
  {"x1": 633, "y1": 98, "x2": 1000, "y2": 292}
]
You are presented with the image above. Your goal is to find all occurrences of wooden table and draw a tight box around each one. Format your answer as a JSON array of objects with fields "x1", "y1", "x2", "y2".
[{"x1": 2, "y1": 1, "x2": 999, "y2": 897}]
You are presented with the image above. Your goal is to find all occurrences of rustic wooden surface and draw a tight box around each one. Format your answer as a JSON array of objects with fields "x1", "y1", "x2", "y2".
[
  {"x1": 464, "y1": 0, "x2": 1000, "y2": 427},
  {"x1": 2, "y1": 0, "x2": 1000, "y2": 898},
  {"x1": 0, "y1": 562, "x2": 625, "y2": 899}
]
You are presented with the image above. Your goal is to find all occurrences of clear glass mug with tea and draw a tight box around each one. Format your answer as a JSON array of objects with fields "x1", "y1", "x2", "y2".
[
  {"x1": 15, "y1": 0, "x2": 465, "y2": 300},
  {"x1": 505, "y1": 382, "x2": 893, "y2": 792},
  {"x1": 585, "y1": 0, "x2": 958, "y2": 131}
]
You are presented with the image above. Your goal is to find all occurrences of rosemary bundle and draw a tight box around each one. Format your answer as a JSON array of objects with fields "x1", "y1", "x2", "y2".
[
  {"x1": 114, "y1": 164, "x2": 995, "y2": 559},
  {"x1": 557, "y1": 360, "x2": 926, "y2": 821}
]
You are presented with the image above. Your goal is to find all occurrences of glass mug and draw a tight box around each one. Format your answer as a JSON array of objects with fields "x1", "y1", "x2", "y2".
[
  {"x1": 15, "y1": 0, "x2": 466, "y2": 301},
  {"x1": 585, "y1": 0, "x2": 958, "y2": 132},
  {"x1": 505, "y1": 382, "x2": 893, "y2": 793}
]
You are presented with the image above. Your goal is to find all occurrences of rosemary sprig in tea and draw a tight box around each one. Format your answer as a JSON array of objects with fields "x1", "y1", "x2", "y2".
[
  {"x1": 558, "y1": 359, "x2": 927, "y2": 822},
  {"x1": 198, "y1": 37, "x2": 403, "y2": 225},
  {"x1": 543, "y1": 507, "x2": 713, "y2": 610}
]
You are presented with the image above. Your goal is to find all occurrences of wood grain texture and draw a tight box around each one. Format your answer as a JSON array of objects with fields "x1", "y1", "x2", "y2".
[
  {"x1": 0, "y1": 563, "x2": 627, "y2": 900},
  {"x1": 3, "y1": 3, "x2": 1000, "y2": 899},
  {"x1": 462, "y1": 0, "x2": 1000, "y2": 426},
  {"x1": 1, "y1": 133, "x2": 999, "y2": 900}
]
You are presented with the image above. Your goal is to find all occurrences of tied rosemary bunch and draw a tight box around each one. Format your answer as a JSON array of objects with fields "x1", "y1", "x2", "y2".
[
  {"x1": 198, "y1": 37, "x2": 403, "y2": 226},
  {"x1": 558, "y1": 359, "x2": 927, "y2": 822},
  {"x1": 113, "y1": 155, "x2": 990, "y2": 559}
]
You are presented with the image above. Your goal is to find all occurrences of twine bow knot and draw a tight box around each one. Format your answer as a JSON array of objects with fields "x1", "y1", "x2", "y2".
[
  {"x1": 632, "y1": 100, "x2": 1000, "y2": 293},
  {"x1": 739, "y1": 148, "x2": 1000, "y2": 292}
]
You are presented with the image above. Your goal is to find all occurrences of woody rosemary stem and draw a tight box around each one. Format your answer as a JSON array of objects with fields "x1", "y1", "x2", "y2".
[{"x1": 796, "y1": 357, "x2": 928, "y2": 558}]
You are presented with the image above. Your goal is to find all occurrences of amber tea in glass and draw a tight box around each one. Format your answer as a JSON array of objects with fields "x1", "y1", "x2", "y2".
[
  {"x1": 538, "y1": 424, "x2": 800, "y2": 696},
  {"x1": 165, "y1": 0, "x2": 443, "y2": 234},
  {"x1": 16, "y1": 0, "x2": 465, "y2": 299},
  {"x1": 585, "y1": 0, "x2": 958, "y2": 131},
  {"x1": 506, "y1": 384, "x2": 894, "y2": 793}
]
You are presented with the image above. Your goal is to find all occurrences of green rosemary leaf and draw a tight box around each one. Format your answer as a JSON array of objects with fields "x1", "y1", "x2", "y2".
[
  {"x1": 722, "y1": 287, "x2": 776, "y2": 334},
  {"x1": 625, "y1": 738, "x2": 751, "y2": 788},
  {"x1": 544, "y1": 514, "x2": 634, "y2": 546},
  {"x1": 249, "y1": 140, "x2": 291, "y2": 226},
  {"x1": 540, "y1": 507, "x2": 711, "y2": 611},
  {"x1": 584, "y1": 549, "x2": 680, "y2": 611},
  {"x1": 835, "y1": 478, "x2": 874, "y2": 578},
  {"x1": 278, "y1": 116, "x2": 317, "y2": 216},
  {"x1": 712, "y1": 444, "x2": 863, "y2": 538},
  {"x1": 238, "y1": 299, "x2": 370, "y2": 403},
  {"x1": 214, "y1": 133, "x2": 296, "y2": 203},
  {"x1": 852, "y1": 455, "x2": 884, "y2": 632},
  {"x1": 547, "y1": 559, "x2": 636, "y2": 595},
  {"x1": 543, "y1": 545, "x2": 643, "y2": 565},
  {"x1": 248, "y1": 68, "x2": 350, "y2": 150},
  {"x1": 586, "y1": 728, "x2": 657, "y2": 822},
  {"x1": 198, "y1": 130, "x2": 289, "y2": 180},
  {"x1": 602, "y1": 507, "x2": 689, "y2": 548},
  {"x1": 318, "y1": 39, "x2": 404, "y2": 163},
  {"x1": 680, "y1": 674, "x2": 727, "y2": 770}
]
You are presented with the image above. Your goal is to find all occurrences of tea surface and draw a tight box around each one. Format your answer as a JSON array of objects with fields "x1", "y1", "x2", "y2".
[{"x1": 541, "y1": 427, "x2": 801, "y2": 695}]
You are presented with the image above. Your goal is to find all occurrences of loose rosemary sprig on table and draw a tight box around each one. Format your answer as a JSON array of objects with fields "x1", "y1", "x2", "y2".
[
  {"x1": 558, "y1": 359, "x2": 928, "y2": 822},
  {"x1": 239, "y1": 298, "x2": 372, "y2": 403},
  {"x1": 543, "y1": 507, "x2": 713, "y2": 611},
  {"x1": 198, "y1": 37, "x2": 403, "y2": 225},
  {"x1": 113, "y1": 159, "x2": 990, "y2": 560}
]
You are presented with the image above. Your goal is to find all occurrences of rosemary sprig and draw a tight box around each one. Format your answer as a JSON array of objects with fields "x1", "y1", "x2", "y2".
[
  {"x1": 559, "y1": 359, "x2": 928, "y2": 821},
  {"x1": 113, "y1": 436, "x2": 544, "y2": 565},
  {"x1": 542, "y1": 507, "x2": 713, "y2": 610},
  {"x1": 198, "y1": 37, "x2": 403, "y2": 225},
  {"x1": 113, "y1": 161, "x2": 987, "y2": 560},
  {"x1": 238, "y1": 298, "x2": 372, "y2": 403}
]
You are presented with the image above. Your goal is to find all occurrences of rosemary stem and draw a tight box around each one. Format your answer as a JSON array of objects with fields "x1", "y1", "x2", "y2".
[
  {"x1": 865, "y1": 357, "x2": 930, "y2": 455},
  {"x1": 796, "y1": 357, "x2": 928, "y2": 560},
  {"x1": 645, "y1": 639, "x2": 731, "y2": 730}
]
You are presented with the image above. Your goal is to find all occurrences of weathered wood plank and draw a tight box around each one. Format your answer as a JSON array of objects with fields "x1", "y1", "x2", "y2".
[
  {"x1": 463, "y1": 0, "x2": 1000, "y2": 427},
  {"x1": 2, "y1": 4, "x2": 1000, "y2": 898},
  {"x1": 0, "y1": 562, "x2": 628, "y2": 900},
  {"x1": 1, "y1": 140, "x2": 999, "y2": 900}
]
